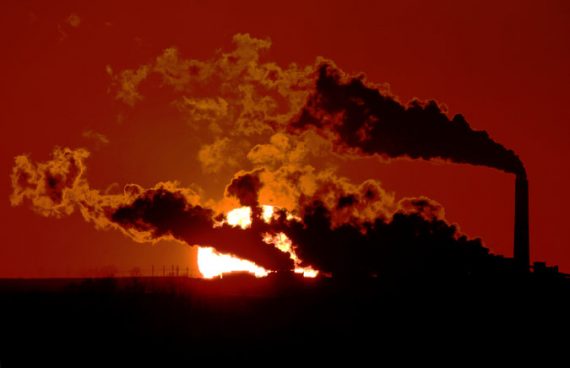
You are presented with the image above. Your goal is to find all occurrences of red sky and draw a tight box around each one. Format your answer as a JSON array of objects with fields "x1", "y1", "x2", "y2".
[{"x1": 1, "y1": 0, "x2": 569, "y2": 277}]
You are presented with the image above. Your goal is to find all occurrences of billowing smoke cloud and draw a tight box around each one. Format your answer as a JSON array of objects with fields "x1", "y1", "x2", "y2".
[
  {"x1": 10, "y1": 145, "x2": 501, "y2": 278},
  {"x1": 111, "y1": 188, "x2": 292, "y2": 271},
  {"x1": 10, "y1": 34, "x2": 524, "y2": 278},
  {"x1": 10, "y1": 147, "x2": 90, "y2": 217},
  {"x1": 218, "y1": 164, "x2": 496, "y2": 278},
  {"x1": 272, "y1": 198, "x2": 493, "y2": 278},
  {"x1": 107, "y1": 34, "x2": 314, "y2": 176},
  {"x1": 226, "y1": 170, "x2": 264, "y2": 209},
  {"x1": 291, "y1": 63, "x2": 525, "y2": 174},
  {"x1": 10, "y1": 148, "x2": 292, "y2": 271},
  {"x1": 107, "y1": 34, "x2": 525, "y2": 179}
]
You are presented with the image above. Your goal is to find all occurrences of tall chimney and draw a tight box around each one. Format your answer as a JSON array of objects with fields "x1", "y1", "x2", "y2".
[{"x1": 514, "y1": 172, "x2": 530, "y2": 272}]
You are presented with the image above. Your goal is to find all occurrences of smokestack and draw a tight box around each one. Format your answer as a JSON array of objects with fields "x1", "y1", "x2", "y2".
[{"x1": 514, "y1": 172, "x2": 530, "y2": 272}]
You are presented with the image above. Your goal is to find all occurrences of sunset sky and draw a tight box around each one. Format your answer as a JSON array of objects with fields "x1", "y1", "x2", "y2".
[{"x1": 1, "y1": 0, "x2": 569, "y2": 277}]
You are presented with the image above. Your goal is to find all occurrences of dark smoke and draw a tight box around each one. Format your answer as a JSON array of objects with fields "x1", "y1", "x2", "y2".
[
  {"x1": 272, "y1": 200, "x2": 495, "y2": 279},
  {"x1": 219, "y1": 167, "x2": 500, "y2": 279},
  {"x1": 110, "y1": 188, "x2": 293, "y2": 271},
  {"x1": 291, "y1": 63, "x2": 525, "y2": 174},
  {"x1": 226, "y1": 170, "x2": 266, "y2": 220},
  {"x1": 226, "y1": 170, "x2": 263, "y2": 209}
]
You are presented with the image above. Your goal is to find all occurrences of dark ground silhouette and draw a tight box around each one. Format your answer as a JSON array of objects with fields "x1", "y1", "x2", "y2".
[{"x1": 0, "y1": 267, "x2": 569, "y2": 367}]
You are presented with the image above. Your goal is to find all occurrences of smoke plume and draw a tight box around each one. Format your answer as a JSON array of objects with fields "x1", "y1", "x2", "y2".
[
  {"x1": 226, "y1": 170, "x2": 264, "y2": 209},
  {"x1": 10, "y1": 34, "x2": 526, "y2": 278},
  {"x1": 291, "y1": 63, "x2": 525, "y2": 174},
  {"x1": 111, "y1": 188, "x2": 292, "y2": 270},
  {"x1": 9, "y1": 148, "x2": 292, "y2": 271},
  {"x1": 270, "y1": 197, "x2": 492, "y2": 278}
]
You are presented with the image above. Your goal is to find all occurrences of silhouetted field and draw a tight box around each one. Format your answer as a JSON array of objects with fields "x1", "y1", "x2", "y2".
[{"x1": 0, "y1": 272, "x2": 569, "y2": 366}]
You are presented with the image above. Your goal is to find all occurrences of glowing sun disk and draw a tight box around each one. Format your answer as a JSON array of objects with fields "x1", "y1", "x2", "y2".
[
  {"x1": 197, "y1": 205, "x2": 318, "y2": 279},
  {"x1": 197, "y1": 247, "x2": 269, "y2": 279}
]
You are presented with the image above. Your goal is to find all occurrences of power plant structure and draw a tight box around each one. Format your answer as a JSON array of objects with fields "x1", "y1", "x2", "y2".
[{"x1": 514, "y1": 171, "x2": 530, "y2": 272}]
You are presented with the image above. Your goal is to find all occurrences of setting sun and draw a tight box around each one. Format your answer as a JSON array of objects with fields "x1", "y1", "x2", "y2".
[
  {"x1": 197, "y1": 247, "x2": 269, "y2": 279},
  {"x1": 197, "y1": 205, "x2": 318, "y2": 278}
]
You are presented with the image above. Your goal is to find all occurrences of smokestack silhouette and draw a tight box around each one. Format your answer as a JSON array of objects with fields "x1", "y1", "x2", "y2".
[
  {"x1": 291, "y1": 63, "x2": 531, "y2": 270},
  {"x1": 514, "y1": 172, "x2": 530, "y2": 272}
]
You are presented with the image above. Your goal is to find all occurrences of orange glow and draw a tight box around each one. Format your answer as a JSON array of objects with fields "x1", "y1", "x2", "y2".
[
  {"x1": 197, "y1": 247, "x2": 269, "y2": 279},
  {"x1": 262, "y1": 232, "x2": 319, "y2": 278},
  {"x1": 197, "y1": 205, "x2": 318, "y2": 279},
  {"x1": 226, "y1": 207, "x2": 252, "y2": 229},
  {"x1": 2, "y1": 1, "x2": 569, "y2": 279},
  {"x1": 261, "y1": 205, "x2": 274, "y2": 223}
]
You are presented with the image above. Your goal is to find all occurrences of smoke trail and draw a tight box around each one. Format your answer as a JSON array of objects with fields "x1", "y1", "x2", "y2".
[
  {"x1": 9, "y1": 148, "x2": 293, "y2": 271},
  {"x1": 220, "y1": 166, "x2": 498, "y2": 278},
  {"x1": 10, "y1": 146, "x2": 504, "y2": 278},
  {"x1": 291, "y1": 63, "x2": 525, "y2": 174},
  {"x1": 10, "y1": 36, "x2": 525, "y2": 278},
  {"x1": 226, "y1": 169, "x2": 264, "y2": 209},
  {"x1": 111, "y1": 187, "x2": 292, "y2": 271},
  {"x1": 271, "y1": 198, "x2": 494, "y2": 278}
]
